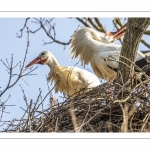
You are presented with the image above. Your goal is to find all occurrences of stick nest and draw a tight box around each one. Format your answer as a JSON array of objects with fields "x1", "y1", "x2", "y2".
[{"x1": 3, "y1": 76, "x2": 150, "y2": 133}]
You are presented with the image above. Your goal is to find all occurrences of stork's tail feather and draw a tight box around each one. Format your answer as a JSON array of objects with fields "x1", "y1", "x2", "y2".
[{"x1": 135, "y1": 56, "x2": 150, "y2": 76}]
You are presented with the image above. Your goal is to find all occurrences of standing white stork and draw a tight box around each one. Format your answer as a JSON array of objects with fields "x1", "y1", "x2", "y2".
[
  {"x1": 25, "y1": 51, "x2": 100, "y2": 97},
  {"x1": 70, "y1": 25, "x2": 150, "y2": 81}
]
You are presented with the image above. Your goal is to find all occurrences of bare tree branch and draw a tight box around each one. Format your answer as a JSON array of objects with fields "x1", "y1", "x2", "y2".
[
  {"x1": 141, "y1": 39, "x2": 150, "y2": 49},
  {"x1": 88, "y1": 18, "x2": 104, "y2": 32},
  {"x1": 94, "y1": 17, "x2": 106, "y2": 33},
  {"x1": 76, "y1": 17, "x2": 90, "y2": 27},
  {"x1": 144, "y1": 30, "x2": 150, "y2": 35},
  {"x1": 16, "y1": 17, "x2": 30, "y2": 38}
]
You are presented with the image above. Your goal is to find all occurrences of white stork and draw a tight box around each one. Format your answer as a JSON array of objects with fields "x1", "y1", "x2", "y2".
[
  {"x1": 25, "y1": 51, "x2": 100, "y2": 97},
  {"x1": 70, "y1": 25, "x2": 150, "y2": 81}
]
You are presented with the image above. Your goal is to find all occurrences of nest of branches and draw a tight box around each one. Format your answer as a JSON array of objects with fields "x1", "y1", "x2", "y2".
[{"x1": 3, "y1": 73, "x2": 150, "y2": 133}]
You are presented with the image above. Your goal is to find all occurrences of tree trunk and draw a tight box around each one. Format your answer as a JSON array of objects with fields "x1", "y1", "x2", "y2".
[{"x1": 117, "y1": 18, "x2": 150, "y2": 83}]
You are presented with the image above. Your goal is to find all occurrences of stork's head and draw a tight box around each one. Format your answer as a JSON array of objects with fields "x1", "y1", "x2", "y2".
[
  {"x1": 90, "y1": 24, "x2": 126, "y2": 44},
  {"x1": 25, "y1": 51, "x2": 55, "y2": 68},
  {"x1": 105, "y1": 24, "x2": 126, "y2": 43}
]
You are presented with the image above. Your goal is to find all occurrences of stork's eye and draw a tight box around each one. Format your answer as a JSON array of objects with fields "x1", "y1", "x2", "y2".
[{"x1": 41, "y1": 53, "x2": 45, "y2": 56}]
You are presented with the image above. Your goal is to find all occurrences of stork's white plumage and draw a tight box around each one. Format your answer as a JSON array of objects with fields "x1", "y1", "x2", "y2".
[
  {"x1": 70, "y1": 26, "x2": 149, "y2": 81},
  {"x1": 25, "y1": 51, "x2": 100, "y2": 96}
]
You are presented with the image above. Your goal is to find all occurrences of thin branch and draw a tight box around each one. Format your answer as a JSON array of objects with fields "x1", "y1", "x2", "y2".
[
  {"x1": 76, "y1": 18, "x2": 90, "y2": 27},
  {"x1": 94, "y1": 18, "x2": 106, "y2": 33},
  {"x1": 88, "y1": 18, "x2": 101, "y2": 31},
  {"x1": 144, "y1": 30, "x2": 150, "y2": 35},
  {"x1": 141, "y1": 39, "x2": 150, "y2": 49},
  {"x1": 16, "y1": 17, "x2": 30, "y2": 38}
]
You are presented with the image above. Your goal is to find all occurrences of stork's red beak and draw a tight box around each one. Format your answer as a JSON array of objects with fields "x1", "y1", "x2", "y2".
[
  {"x1": 25, "y1": 57, "x2": 42, "y2": 68},
  {"x1": 106, "y1": 24, "x2": 127, "y2": 40}
]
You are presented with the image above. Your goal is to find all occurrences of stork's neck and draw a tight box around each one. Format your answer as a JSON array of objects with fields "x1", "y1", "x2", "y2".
[{"x1": 46, "y1": 55, "x2": 60, "y2": 70}]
